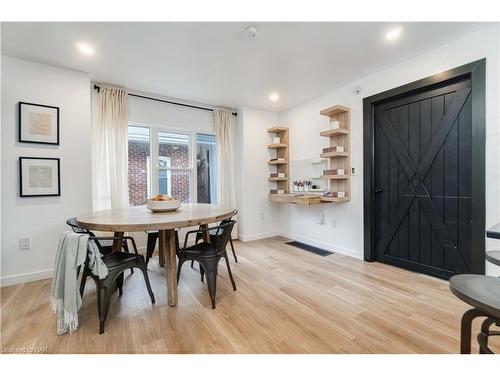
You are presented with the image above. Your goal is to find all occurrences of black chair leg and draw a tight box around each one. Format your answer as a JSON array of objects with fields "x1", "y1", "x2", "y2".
[
  {"x1": 79, "y1": 267, "x2": 89, "y2": 297},
  {"x1": 224, "y1": 253, "x2": 237, "y2": 291},
  {"x1": 200, "y1": 264, "x2": 205, "y2": 282},
  {"x1": 97, "y1": 284, "x2": 112, "y2": 334},
  {"x1": 206, "y1": 271, "x2": 217, "y2": 309},
  {"x1": 146, "y1": 233, "x2": 158, "y2": 266},
  {"x1": 229, "y1": 237, "x2": 238, "y2": 263},
  {"x1": 122, "y1": 241, "x2": 134, "y2": 274},
  {"x1": 177, "y1": 258, "x2": 186, "y2": 284},
  {"x1": 460, "y1": 308, "x2": 484, "y2": 354},
  {"x1": 117, "y1": 273, "x2": 124, "y2": 296},
  {"x1": 137, "y1": 259, "x2": 155, "y2": 304}
]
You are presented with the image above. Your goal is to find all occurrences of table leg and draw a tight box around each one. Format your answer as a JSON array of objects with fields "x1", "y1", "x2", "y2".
[
  {"x1": 160, "y1": 229, "x2": 178, "y2": 307},
  {"x1": 200, "y1": 224, "x2": 210, "y2": 243},
  {"x1": 158, "y1": 239, "x2": 165, "y2": 267},
  {"x1": 112, "y1": 231, "x2": 124, "y2": 253}
]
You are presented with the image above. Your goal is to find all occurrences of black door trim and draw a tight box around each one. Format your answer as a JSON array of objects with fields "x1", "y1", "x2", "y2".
[{"x1": 363, "y1": 59, "x2": 486, "y2": 276}]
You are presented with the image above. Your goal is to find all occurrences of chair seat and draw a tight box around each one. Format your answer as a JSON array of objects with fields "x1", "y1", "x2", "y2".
[
  {"x1": 181, "y1": 242, "x2": 218, "y2": 257},
  {"x1": 449, "y1": 274, "x2": 500, "y2": 319},
  {"x1": 101, "y1": 252, "x2": 141, "y2": 269}
]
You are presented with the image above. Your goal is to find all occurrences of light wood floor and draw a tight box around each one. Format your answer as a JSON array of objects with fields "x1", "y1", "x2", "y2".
[{"x1": 1, "y1": 236, "x2": 498, "y2": 354}]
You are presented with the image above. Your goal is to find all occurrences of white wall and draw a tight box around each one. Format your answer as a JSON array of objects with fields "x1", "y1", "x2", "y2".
[
  {"x1": 236, "y1": 107, "x2": 280, "y2": 241},
  {"x1": 277, "y1": 25, "x2": 500, "y2": 274},
  {"x1": 1, "y1": 56, "x2": 92, "y2": 286}
]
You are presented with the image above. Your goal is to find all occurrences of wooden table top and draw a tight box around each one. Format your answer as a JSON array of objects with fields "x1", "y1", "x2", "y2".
[{"x1": 77, "y1": 204, "x2": 236, "y2": 232}]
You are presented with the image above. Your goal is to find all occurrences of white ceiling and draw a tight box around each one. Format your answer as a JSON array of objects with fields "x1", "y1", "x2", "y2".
[{"x1": 1, "y1": 22, "x2": 492, "y2": 112}]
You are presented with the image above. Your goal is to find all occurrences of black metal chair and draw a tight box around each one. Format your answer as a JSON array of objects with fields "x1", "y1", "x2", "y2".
[
  {"x1": 449, "y1": 274, "x2": 500, "y2": 353},
  {"x1": 80, "y1": 235, "x2": 155, "y2": 334},
  {"x1": 66, "y1": 217, "x2": 131, "y2": 256},
  {"x1": 177, "y1": 220, "x2": 237, "y2": 309},
  {"x1": 195, "y1": 220, "x2": 238, "y2": 263}
]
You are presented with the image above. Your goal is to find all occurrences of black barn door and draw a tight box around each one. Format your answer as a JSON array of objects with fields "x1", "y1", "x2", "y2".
[{"x1": 371, "y1": 74, "x2": 481, "y2": 279}]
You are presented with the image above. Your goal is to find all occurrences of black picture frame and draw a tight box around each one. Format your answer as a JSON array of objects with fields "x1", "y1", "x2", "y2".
[
  {"x1": 19, "y1": 157, "x2": 61, "y2": 197},
  {"x1": 18, "y1": 101, "x2": 60, "y2": 145},
  {"x1": 362, "y1": 59, "x2": 486, "y2": 276}
]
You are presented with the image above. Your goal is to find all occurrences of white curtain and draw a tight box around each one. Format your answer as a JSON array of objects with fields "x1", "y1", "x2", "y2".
[
  {"x1": 92, "y1": 86, "x2": 129, "y2": 211},
  {"x1": 214, "y1": 109, "x2": 237, "y2": 235}
]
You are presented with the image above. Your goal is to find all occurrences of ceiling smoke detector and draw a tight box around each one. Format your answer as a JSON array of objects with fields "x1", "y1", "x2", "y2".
[{"x1": 244, "y1": 25, "x2": 258, "y2": 38}]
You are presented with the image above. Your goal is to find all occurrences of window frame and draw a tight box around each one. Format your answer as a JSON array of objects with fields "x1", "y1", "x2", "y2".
[{"x1": 129, "y1": 121, "x2": 215, "y2": 204}]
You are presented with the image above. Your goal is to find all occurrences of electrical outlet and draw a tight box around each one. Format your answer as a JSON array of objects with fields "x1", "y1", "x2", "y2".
[
  {"x1": 260, "y1": 212, "x2": 265, "y2": 220},
  {"x1": 19, "y1": 237, "x2": 31, "y2": 250},
  {"x1": 331, "y1": 219, "x2": 337, "y2": 228},
  {"x1": 317, "y1": 212, "x2": 325, "y2": 225},
  {"x1": 351, "y1": 167, "x2": 356, "y2": 175}
]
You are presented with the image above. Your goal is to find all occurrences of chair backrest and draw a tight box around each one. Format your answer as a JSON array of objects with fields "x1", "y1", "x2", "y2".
[
  {"x1": 214, "y1": 210, "x2": 238, "y2": 236},
  {"x1": 213, "y1": 220, "x2": 236, "y2": 255},
  {"x1": 66, "y1": 217, "x2": 90, "y2": 234}
]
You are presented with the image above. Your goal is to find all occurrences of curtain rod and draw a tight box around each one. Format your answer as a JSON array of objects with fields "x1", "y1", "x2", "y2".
[{"x1": 93, "y1": 84, "x2": 237, "y2": 116}]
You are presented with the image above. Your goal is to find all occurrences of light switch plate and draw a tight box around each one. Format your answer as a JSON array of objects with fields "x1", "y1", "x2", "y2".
[{"x1": 20, "y1": 237, "x2": 31, "y2": 250}]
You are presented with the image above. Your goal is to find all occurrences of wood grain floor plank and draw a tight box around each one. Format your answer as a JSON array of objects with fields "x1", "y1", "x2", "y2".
[{"x1": 1, "y1": 236, "x2": 498, "y2": 353}]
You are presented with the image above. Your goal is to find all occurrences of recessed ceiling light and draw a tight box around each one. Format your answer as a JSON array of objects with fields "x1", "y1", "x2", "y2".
[
  {"x1": 269, "y1": 93, "x2": 279, "y2": 102},
  {"x1": 385, "y1": 27, "x2": 403, "y2": 41},
  {"x1": 76, "y1": 42, "x2": 95, "y2": 56}
]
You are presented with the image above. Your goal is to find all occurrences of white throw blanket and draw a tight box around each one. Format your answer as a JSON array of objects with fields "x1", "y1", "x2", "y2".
[{"x1": 50, "y1": 231, "x2": 108, "y2": 335}]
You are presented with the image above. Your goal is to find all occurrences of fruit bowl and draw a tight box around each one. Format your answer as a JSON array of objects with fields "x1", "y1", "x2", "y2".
[{"x1": 146, "y1": 195, "x2": 181, "y2": 212}]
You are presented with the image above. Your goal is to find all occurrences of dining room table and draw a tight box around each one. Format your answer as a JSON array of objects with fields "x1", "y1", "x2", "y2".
[{"x1": 76, "y1": 203, "x2": 236, "y2": 307}]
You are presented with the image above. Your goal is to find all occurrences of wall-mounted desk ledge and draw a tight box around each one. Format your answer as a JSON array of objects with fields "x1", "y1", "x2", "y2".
[
  {"x1": 268, "y1": 193, "x2": 326, "y2": 205},
  {"x1": 320, "y1": 175, "x2": 350, "y2": 180},
  {"x1": 268, "y1": 160, "x2": 288, "y2": 165},
  {"x1": 320, "y1": 152, "x2": 349, "y2": 158}
]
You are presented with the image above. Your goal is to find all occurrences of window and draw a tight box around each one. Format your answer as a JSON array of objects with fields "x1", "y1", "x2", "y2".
[
  {"x1": 196, "y1": 134, "x2": 217, "y2": 203},
  {"x1": 127, "y1": 124, "x2": 216, "y2": 206}
]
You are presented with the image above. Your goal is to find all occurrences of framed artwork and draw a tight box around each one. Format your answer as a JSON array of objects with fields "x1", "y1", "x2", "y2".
[
  {"x1": 19, "y1": 102, "x2": 60, "y2": 145},
  {"x1": 19, "y1": 157, "x2": 61, "y2": 197}
]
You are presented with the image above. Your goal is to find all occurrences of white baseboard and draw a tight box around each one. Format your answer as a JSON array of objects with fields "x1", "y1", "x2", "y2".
[
  {"x1": 238, "y1": 231, "x2": 278, "y2": 242},
  {"x1": 0, "y1": 269, "x2": 53, "y2": 287},
  {"x1": 278, "y1": 231, "x2": 363, "y2": 260}
]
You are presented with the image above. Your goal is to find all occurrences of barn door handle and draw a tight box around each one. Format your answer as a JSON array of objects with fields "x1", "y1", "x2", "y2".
[{"x1": 374, "y1": 188, "x2": 383, "y2": 193}]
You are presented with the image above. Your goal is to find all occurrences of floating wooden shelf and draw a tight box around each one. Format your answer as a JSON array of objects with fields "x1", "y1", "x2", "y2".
[
  {"x1": 267, "y1": 126, "x2": 290, "y2": 199},
  {"x1": 267, "y1": 143, "x2": 288, "y2": 149},
  {"x1": 320, "y1": 152, "x2": 349, "y2": 158},
  {"x1": 268, "y1": 193, "x2": 324, "y2": 205},
  {"x1": 267, "y1": 126, "x2": 289, "y2": 133},
  {"x1": 320, "y1": 104, "x2": 350, "y2": 117},
  {"x1": 320, "y1": 196, "x2": 350, "y2": 203},
  {"x1": 320, "y1": 128, "x2": 349, "y2": 137},
  {"x1": 320, "y1": 104, "x2": 351, "y2": 203},
  {"x1": 320, "y1": 175, "x2": 350, "y2": 180}
]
